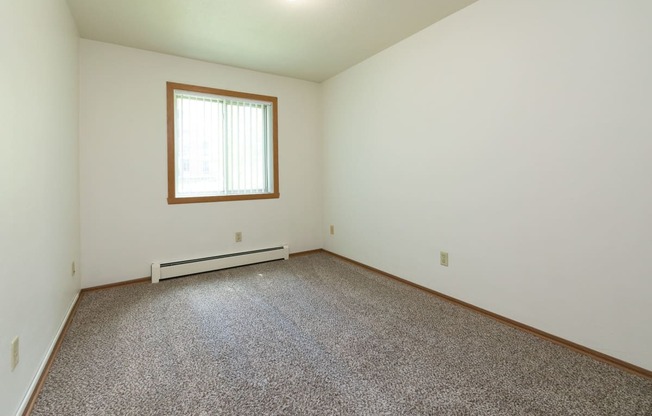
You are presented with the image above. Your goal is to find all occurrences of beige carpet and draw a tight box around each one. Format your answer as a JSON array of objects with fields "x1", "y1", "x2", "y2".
[{"x1": 31, "y1": 253, "x2": 652, "y2": 415}]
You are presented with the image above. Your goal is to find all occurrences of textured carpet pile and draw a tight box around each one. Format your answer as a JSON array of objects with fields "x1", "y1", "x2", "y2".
[{"x1": 32, "y1": 253, "x2": 651, "y2": 415}]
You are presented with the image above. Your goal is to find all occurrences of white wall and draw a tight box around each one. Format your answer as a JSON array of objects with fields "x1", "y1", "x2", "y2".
[
  {"x1": 0, "y1": 0, "x2": 80, "y2": 414},
  {"x1": 80, "y1": 40, "x2": 323, "y2": 288},
  {"x1": 323, "y1": 0, "x2": 652, "y2": 370}
]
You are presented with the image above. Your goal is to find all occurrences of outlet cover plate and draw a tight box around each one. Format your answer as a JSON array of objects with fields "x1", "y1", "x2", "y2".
[
  {"x1": 11, "y1": 337, "x2": 19, "y2": 371},
  {"x1": 440, "y1": 251, "x2": 449, "y2": 267}
]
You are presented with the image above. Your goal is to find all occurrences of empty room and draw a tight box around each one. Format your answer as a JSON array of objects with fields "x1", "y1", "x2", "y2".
[{"x1": 1, "y1": 0, "x2": 651, "y2": 415}]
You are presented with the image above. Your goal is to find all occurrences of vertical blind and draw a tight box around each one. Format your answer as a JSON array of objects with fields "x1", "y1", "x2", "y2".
[{"x1": 174, "y1": 90, "x2": 273, "y2": 198}]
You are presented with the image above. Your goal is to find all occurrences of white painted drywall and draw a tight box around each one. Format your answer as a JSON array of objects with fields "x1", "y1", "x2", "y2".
[
  {"x1": 323, "y1": 0, "x2": 652, "y2": 370},
  {"x1": 79, "y1": 40, "x2": 323, "y2": 288},
  {"x1": 0, "y1": 0, "x2": 80, "y2": 414}
]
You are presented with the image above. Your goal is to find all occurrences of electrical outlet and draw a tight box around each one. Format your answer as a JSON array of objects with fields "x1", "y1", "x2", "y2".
[
  {"x1": 330, "y1": 225, "x2": 335, "y2": 235},
  {"x1": 72, "y1": 261, "x2": 76, "y2": 276},
  {"x1": 11, "y1": 337, "x2": 19, "y2": 371},
  {"x1": 440, "y1": 251, "x2": 449, "y2": 267},
  {"x1": 235, "y1": 232, "x2": 242, "y2": 243}
]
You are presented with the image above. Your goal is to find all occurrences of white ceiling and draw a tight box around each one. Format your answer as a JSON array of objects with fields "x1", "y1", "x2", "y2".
[{"x1": 66, "y1": 0, "x2": 478, "y2": 82}]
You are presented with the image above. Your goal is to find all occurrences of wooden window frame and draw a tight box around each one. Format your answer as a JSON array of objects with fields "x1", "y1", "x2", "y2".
[{"x1": 166, "y1": 82, "x2": 280, "y2": 204}]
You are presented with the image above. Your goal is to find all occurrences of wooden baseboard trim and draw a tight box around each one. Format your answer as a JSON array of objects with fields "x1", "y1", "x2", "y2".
[
  {"x1": 22, "y1": 293, "x2": 83, "y2": 416},
  {"x1": 290, "y1": 249, "x2": 325, "y2": 258},
  {"x1": 81, "y1": 276, "x2": 151, "y2": 293},
  {"x1": 322, "y1": 250, "x2": 651, "y2": 380}
]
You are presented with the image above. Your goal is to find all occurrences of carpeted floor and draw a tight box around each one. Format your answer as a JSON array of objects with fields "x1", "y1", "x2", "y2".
[{"x1": 31, "y1": 253, "x2": 651, "y2": 415}]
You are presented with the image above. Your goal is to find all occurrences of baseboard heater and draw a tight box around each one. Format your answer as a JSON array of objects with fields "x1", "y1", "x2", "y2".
[{"x1": 151, "y1": 245, "x2": 289, "y2": 283}]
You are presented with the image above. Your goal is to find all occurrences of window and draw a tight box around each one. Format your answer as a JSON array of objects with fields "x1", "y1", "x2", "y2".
[{"x1": 166, "y1": 82, "x2": 279, "y2": 204}]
